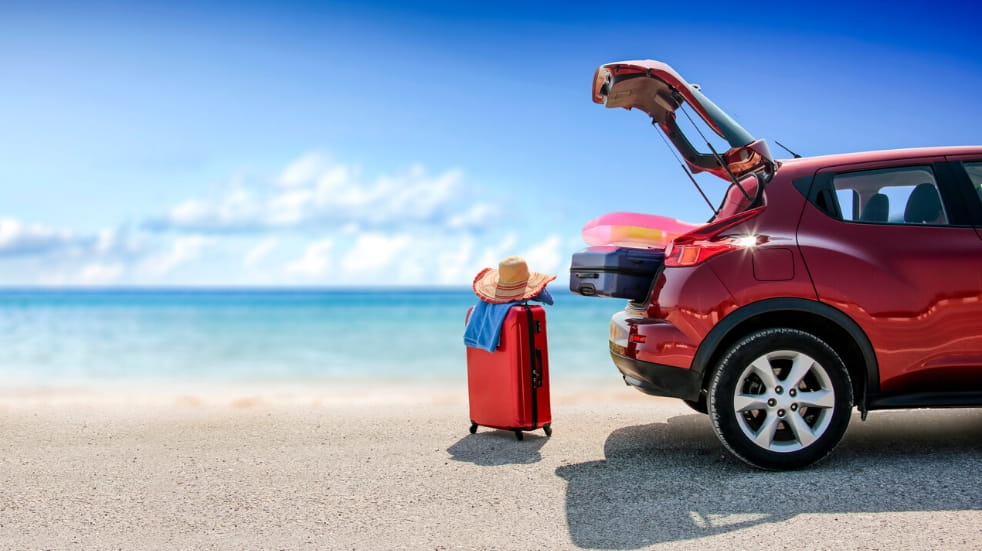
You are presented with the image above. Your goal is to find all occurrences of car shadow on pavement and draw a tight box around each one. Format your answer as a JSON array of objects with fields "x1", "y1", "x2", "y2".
[
  {"x1": 447, "y1": 429, "x2": 549, "y2": 466},
  {"x1": 556, "y1": 409, "x2": 982, "y2": 549}
]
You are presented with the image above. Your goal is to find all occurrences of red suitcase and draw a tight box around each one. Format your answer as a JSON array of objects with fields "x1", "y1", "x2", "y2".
[{"x1": 466, "y1": 303, "x2": 552, "y2": 440}]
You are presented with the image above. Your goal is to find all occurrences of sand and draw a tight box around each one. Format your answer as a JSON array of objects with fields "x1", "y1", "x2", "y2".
[{"x1": 0, "y1": 381, "x2": 980, "y2": 550}]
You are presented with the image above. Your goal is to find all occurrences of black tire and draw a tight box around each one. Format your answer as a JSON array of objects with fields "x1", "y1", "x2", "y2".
[
  {"x1": 469, "y1": 422, "x2": 478, "y2": 434},
  {"x1": 543, "y1": 424, "x2": 553, "y2": 437},
  {"x1": 708, "y1": 328, "x2": 853, "y2": 470},
  {"x1": 683, "y1": 396, "x2": 708, "y2": 414},
  {"x1": 514, "y1": 430, "x2": 524, "y2": 441}
]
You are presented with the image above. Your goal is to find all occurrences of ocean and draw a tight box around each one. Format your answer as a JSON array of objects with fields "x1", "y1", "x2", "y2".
[{"x1": 0, "y1": 288, "x2": 625, "y2": 389}]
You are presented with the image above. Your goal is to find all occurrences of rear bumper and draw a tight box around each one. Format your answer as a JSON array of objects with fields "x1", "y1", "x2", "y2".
[
  {"x1": 608, "y1": 309, "x2": 703, "y2": 400},
  {"x1": 610, "y1": 348, "x2": 703, "y2": 401}
]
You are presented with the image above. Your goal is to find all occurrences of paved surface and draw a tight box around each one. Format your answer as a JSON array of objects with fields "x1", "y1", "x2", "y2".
[{"x1": 0, "y1": 394, "x2": 979, "y2": 550}]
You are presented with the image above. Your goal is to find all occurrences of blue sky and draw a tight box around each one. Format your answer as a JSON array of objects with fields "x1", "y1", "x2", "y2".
[{"x1": 2, "y1": 1, "x2": 979, "y2": 286}]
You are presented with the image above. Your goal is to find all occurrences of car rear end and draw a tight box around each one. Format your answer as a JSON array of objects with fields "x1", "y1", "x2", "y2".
[{"x1": 608, "y1": 165, "x2": 821, "y2": 399}]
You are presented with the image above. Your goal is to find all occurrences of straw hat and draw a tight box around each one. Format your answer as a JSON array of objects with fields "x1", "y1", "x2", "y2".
[{"x1": 473, "y1": 256, "x2": 556, "y2": 304}]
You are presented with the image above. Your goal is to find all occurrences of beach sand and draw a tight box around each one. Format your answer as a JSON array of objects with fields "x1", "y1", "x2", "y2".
[{"x1": 1, "y1": 380, "x2": 980, "y2": 550}]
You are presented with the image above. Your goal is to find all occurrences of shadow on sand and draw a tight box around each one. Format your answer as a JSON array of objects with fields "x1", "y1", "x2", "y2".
[
  {"x1": 447, "y1": 428, "x2": 549, "y2": 466},
  {"x1": 556, "y1": 409, "x2": 982, "y2": 549}
]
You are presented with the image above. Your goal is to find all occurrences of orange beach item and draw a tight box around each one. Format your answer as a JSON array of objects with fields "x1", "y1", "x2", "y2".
[{"x1": 581, "y1": 212, "x2": 697, "y2": 249}]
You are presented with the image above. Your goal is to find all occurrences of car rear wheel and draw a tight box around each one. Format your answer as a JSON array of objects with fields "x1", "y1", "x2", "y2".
[{"x1": 708, "y1": 328, "x2": 853, "y2": 470}]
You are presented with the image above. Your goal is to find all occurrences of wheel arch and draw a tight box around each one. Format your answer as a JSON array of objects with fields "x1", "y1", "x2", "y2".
[{"x1": 692, "y1": 298, "x2": 878, "y2": 412}]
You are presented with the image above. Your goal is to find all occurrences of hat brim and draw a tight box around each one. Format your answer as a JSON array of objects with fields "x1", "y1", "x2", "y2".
[{"x1": 472, "y1": 267, "x2": 557, "y2": 304}]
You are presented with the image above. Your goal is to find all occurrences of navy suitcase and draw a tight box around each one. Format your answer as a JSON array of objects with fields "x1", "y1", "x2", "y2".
[{"x1": 569, "y1": 245, "x2": 664, "y2": 301}]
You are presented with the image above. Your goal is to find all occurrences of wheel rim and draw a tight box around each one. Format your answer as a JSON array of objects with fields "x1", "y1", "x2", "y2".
[{"x1": 732, "y1": 349, "x2": 836, "y2": 453}]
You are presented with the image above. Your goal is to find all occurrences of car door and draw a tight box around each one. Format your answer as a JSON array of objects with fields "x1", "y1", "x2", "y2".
[{"x1": 796, "y1": 154, "x2": 982, "y2": 398}]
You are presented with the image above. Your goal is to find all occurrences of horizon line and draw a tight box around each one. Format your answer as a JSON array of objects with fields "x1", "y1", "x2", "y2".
[{"x1": 0, "y1": 284, "x2": 576, "y2": 293}]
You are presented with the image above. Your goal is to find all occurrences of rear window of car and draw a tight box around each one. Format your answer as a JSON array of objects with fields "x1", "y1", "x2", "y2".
[
  {"x1": 713, "y1": 174, "x2": 760, "y2": 221},
  {"x1": 830, "y1": 166, "x2": 948, "y2": 225},
  {"x1": 963, "y1": 161, "x2": 982, "y2": 203}
]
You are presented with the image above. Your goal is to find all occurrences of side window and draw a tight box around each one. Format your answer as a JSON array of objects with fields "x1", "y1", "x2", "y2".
[
  {"x1": 834, "y1": 189, "x2": 857, "y2": 220},
  {"x1": 963, "y1": 161, "x2": 982, "y2": 203},
  {"x1": 831, "y1": 166, "x2": 949, "y2": 225},
  {"x1": 713, "y1": 175, "x2": 760, "y2": 221}
]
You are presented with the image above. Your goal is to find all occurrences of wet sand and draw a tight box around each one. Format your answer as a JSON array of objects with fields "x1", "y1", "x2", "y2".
[{"x1": 0, "y1": 381, "x2": 980, "y2": 550}]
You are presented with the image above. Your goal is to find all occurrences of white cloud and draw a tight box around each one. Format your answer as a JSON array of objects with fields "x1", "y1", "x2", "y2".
[
  {"x1": 139, "y1": 236, "x2": 212, "y2": 277},
  {"x1": 169, "y1": 199, "x2": 210, "y2": 225},
  {"x1": 422, "y1": 232, "x2": 521, "y2": 287},
  {"x1": 362, "y1": 231, "x2": 521, "y2": 287},
  {"x1": 285, "y1": 238, "x2": 334, "y2": 278},
  {"x1": 0, "y1": 217, "x2": 78, "y2": 256},
  {"x1": 267, "y1": 189, "x2": 315, "y2": 226},
  {"x1": 78, "y1": 263, "x2": 124, "y2": 285},
  {"x1": 339, "y1": 233, "x2": 412, "y2": 276},
  {"x1": 432, "y1": 235, "x2": 476, "y2": 285},
  {"x1": 278, "y1": 153, "x2": 325, "y2": 187},
  {"x1": 243, "y1": 237, "x2": 278, "y2": 268},
  {"x1": 93, "y1": 228, "x2": 119, "y2": 255},
  {"x1": 317, "y1": 231, "x2": 537, "y2": 287},
  {"x1": 520, "y1": 235, "x2": 564, "y2": 277},
  {"x1": 0, "y1": 151, "x2": 573, "y2": 287},
  {"x1": 448, "y1": 203, "x2": 500, "y2": 230},
  {"x1": 164, "y1": 187, "x2": 261, "y2": 231},
  {"x1": 149, "y1": 153, "x2": 479, "y2": 233},
  {"x1": 472, "y1": 233, "x2": 519, "y2": 275}
]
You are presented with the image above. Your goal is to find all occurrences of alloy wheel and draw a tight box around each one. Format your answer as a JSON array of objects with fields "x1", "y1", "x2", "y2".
[{"x1": 732, "y1": 350, "x2": 835, "y2": 453}]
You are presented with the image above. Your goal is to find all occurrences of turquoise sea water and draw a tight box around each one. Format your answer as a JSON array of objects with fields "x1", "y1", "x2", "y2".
[{"x1": 0, "y1": 288, "x2": 624, "y2": 388}]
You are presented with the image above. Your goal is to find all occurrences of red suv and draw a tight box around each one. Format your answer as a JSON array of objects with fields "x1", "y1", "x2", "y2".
[{"x1": 585, "y1": 59, "x2": 982, "y2": 469}]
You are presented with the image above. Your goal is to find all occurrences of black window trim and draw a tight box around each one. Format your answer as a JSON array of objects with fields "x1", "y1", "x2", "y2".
[
  {"x1": 795, "y1": 161, "x2": 976, "y2": 228},
  {"x1": 945, "y1": 158, "x2": 982, "y2": 226}
]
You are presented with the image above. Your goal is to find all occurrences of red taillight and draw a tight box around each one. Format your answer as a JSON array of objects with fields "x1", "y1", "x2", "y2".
[
  {"x1": 630, "y1": 334, "x2": 647, "y2": 344},
  {"x1": 664, "y1": 207, "x2": 765, "y2": 267}
]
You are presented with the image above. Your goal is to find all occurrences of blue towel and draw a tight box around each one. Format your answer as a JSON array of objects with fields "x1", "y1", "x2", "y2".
[{"x1": 463, "y1": 289, "x2": 553, "y2": 353}]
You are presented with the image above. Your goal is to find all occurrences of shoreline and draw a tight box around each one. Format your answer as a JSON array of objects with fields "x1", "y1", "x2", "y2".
[{"x1": 0, "y1": 376, "x2": 662, "y2": 409}]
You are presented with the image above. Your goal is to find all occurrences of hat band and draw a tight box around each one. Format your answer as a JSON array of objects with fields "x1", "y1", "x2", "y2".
[
  {"x1": 495, "y1": 289, "x2": 526, "y2": 298},
  {"x1": 496, "y1": 280, "x2": 529, "y2": 291}
]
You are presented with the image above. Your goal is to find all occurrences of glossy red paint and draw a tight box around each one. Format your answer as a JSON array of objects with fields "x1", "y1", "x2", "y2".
[
  {"x1": 592, "y1": 59, "x2": 775, "y2": 180},
  {"x1": 627, "y1": 265, "x2": 736, "y2": 369},
  {"x1": 592, "y1": 60, "x2": 704, "y2": 120},
  {"x1": 796, "y1": 160, "x2": 982, "y2": 393},
  {"x1": 590, "y1": 58, "x2": 981, "y2": 468},
  {"x1": 609, "y1": 145, "x2": 982, "y2": 402}
]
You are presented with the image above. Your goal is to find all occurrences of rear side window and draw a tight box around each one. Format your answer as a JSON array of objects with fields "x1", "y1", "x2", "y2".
[
  {"x1": 963, "y1": 161, "x2": 982, "y2": 203},
  {"x1": 834, "y1": 189, "x2": 858, "y2": 220},
  {"x1": 831, "y1": 166, "x2": 948, "y2": 225},
  {"x1": 713, "y1": 174, "x2": 760, "y2": 221}
]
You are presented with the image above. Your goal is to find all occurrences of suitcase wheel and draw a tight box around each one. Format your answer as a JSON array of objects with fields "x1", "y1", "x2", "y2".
[
  {"x1": 469, "y1": 421, "x2": 478, "y2": 435},
  {"x1": 543, "y1": 424, "x2": 552, "y2": 437},
  {"x1": 513, "y1": 430, "x2": 524, "y2": 441}
]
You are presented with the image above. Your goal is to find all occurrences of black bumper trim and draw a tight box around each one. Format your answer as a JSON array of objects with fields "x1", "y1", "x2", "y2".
[{"x1": 610, "y1": 350, "x2": 703, "y2": 401}]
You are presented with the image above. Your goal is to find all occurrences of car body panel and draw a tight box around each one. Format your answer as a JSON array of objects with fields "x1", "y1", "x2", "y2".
[
  {"x1": 605, "y1": 147, "x2": 982, "y2": 402},
  {"x1": 795, "y1": 155, "x2": 982, "y2": 394},
  {"x1": 589, "y1": 58, "x2": 982, "y2": 467},
  {"x1": 632, "y1": 264, "x2": 737, "y2": 370},
  {"x1": 611, "y1": 183, "x2": 818, "y2": 380},
  {"x1": 944, "y1": 153, "x2": 982, "y2": 241},
  {"x1": 705, "y1": 180, "x2": 818, "y2": 306}
]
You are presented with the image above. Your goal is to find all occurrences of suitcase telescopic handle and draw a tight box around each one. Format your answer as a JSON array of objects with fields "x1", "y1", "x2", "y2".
[{"x1": 523, "y1": 303, "x2": 540, "y2": 430}]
